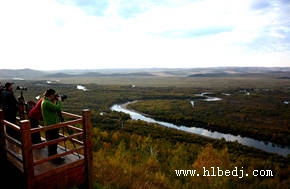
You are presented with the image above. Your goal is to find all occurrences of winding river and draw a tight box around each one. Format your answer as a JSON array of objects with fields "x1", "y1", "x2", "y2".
[{"x1": 111, "y1": 99, "x2": 290, "y2": 157}]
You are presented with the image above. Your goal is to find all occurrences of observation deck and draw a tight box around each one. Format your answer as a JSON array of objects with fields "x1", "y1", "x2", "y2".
[{"x1": 0, "y1": 109, "x2": 93, "y2": 189}]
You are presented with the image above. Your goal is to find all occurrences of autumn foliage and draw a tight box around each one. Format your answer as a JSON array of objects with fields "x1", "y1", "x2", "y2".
[{"x1": 91, "y1": 121, "x2": 290, "y2": 189}]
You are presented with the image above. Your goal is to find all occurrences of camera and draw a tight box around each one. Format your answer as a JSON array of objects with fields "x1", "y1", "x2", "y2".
[
  {"x1": 55, "y1": 94, "x2": 67, "y2": 101},
  {"x1": 16, "y1": 86, "x2": 27, "y2": 91},
  {"x1": 16, "y1": 86, "x2": 27, "y2": 101}
]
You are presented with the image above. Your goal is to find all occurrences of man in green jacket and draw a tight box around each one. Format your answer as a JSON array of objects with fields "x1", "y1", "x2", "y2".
[{"x1": 41, "y1": 89, "x2": 64, "y2": 163}]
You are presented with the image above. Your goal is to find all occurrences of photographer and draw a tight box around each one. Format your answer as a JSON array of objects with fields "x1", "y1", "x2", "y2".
[
  {"x1": 0, "y1": 82, "x2": 20, "y2": 140},
  {"x1": 41, "y1": 89, "x2": 65, "y2": 164}
]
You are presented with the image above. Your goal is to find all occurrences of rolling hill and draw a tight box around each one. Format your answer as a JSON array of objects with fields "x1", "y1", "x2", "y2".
[{"x1": 0, "y1": 67, "x2": 290, "y2": 80}]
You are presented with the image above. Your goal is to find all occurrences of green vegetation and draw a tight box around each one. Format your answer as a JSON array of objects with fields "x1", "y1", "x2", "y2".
[
  {"x1": 92, "y1": 122, "x2": 290, "y2": 189},
  {"x1": 8, "y1": 74, "x2": 290, "y2": 189},
  {"x1": 127, "y1": 89, "x2": 290, "y2": 146}
]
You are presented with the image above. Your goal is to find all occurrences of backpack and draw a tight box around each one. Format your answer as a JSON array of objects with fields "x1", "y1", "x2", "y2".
[
  {"x1": 26, "y1": 100, "x2": 36, "y2": 115},
  {"x1": 27, "y1": 98, "x2": 43, "y2": 120}
]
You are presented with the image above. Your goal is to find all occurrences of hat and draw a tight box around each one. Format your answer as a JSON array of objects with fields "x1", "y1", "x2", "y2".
[{"x1": 5, "y1": 82, "x2": 14, "y2": 88}]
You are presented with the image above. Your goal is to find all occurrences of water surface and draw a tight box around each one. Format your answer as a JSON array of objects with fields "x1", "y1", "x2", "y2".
[{"x1": 111, "y1": 102, "x2": 290, "y2": 157}]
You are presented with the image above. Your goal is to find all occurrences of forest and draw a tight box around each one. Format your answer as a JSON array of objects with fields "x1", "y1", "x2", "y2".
[
  {"x1": 5, "y1": 74, "x2": 290, "y2": 189},
  {"x1": 127, "y1": 89, "x2": 290, "y2": 146}
]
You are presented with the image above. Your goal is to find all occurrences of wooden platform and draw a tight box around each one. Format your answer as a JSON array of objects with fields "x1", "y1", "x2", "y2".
[
  {"x1": 0, "y1": 110, "x2": 93, "y2": 189},
  {"x1": 6, "y1": 142, "x2": 84, "y2": 175}
]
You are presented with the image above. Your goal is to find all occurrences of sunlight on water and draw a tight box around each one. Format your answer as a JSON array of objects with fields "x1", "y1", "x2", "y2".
[{"x1": 111, "y1": 103, "x2": 290, "y2": 157}]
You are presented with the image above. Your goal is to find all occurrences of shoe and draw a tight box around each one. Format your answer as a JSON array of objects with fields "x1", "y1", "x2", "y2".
[{"x1": 51, "y1": 157, "x2": 65, "y2": 165}]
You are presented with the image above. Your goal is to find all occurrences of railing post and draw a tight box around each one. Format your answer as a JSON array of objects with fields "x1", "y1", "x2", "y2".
[
  {"x1": 82, "y1": 109, "x2": 93, "y2": 189},
  {"x1": 0, "y1": 110, "x2": 7, "y2": 162},
  {"x1": 20, "y1": 119, "x2": 34, "y2": 189}
]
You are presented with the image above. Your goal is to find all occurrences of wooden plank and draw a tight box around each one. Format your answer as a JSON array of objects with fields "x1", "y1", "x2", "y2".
[
  {"x1": 32, "y1": 163, "x2": 86, "y2": 189},
  {"x1": 5, "y1": 142, "x2": 84, "y2": 174}
]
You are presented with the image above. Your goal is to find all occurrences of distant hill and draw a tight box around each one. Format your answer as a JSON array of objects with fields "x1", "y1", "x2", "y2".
[
  {"x1": 187, "y1": 67, "x2": 290, "y2": 78},
  {"x1": 44, "y1": 72, "x2": 76, "y2": 78},
  {"x1": 0, "y1": 69, "x2": 46, "y2": 80},
  {"x1": 44, "y1": 71, "x2": 154, "y2": 78},
  {"x1": 0, "y1": 67, "x2": 290, "y2": 80}
]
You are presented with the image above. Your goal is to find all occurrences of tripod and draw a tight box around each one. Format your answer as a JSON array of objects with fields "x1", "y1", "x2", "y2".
[{"x1": 59, "y1": 111, "x2": 81, "y2": 159}]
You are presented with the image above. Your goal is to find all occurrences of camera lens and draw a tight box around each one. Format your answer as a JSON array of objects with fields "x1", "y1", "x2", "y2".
[{"x1": 55, "y1": 94, "x2": 67, "y2": 101}]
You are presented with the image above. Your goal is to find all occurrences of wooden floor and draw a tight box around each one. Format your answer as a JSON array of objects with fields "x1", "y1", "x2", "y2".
[
  {"x1": 5, "y1": 142, "x2": 84, "y2": 176},
  {"x1": 2, "y1": 143, "x2": 84, "y2": 189}
]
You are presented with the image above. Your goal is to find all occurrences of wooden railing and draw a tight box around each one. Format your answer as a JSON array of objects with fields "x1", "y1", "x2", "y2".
[{"x1": 0, "y1": 109, "x2": 93, "y2": 189}]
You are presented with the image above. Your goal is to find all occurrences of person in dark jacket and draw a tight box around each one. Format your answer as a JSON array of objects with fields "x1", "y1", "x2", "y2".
[{"x1": 0, "y1": 82, "x2": 20, "y2": 140}]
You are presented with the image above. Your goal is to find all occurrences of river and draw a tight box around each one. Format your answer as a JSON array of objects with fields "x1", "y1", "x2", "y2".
[{"x1": 111, "y1": 100, "x2": 290, "y2": 157}]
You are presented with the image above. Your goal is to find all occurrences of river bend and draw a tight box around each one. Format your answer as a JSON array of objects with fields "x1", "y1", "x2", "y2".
[{"x1": 111, "y1": 101, "x2": 290, "y2": 157}]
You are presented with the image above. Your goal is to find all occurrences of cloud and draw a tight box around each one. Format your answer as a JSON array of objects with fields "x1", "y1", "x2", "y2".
[
  {"x1": 151, "y1": 26, "x2": 234, "y2": 38},
  {"x1": 250, "y1": 0, "x2": 272, "y2": 10},
  {"x1": 0, "y1": 0, "x2": 289, "y2": 70},
  {"x1": 57, "y1": 0, "x2": 109, "y2": 16},
  {"x1": 243, "y1": 0, "x2": 290, "y2": 53}
]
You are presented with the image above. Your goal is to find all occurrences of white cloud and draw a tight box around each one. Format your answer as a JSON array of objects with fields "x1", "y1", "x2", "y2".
[{"x1": 0, "y1": 0, "x2": 289, "y2": 70}]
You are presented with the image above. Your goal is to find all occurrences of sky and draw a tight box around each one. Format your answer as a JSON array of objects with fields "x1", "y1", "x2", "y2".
[{"x1": 0, "y1": 0, "x2": 290, "y2": 70}]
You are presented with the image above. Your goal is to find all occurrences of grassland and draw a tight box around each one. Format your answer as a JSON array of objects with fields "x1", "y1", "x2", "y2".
[{"x1": 4, "y1": 69, "x2": 290, "y2": 189}]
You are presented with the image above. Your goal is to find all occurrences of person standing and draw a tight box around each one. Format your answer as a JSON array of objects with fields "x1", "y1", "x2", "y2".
[
  {"x1": 41, "y1": 89, "x2": 64, "y2": 163},
  {"x1": 0, "y1": 82, "x2": 19, "y2": 140},
  {"x1": 27, "y1": 91, "x2": 46, "y2": 144}
]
